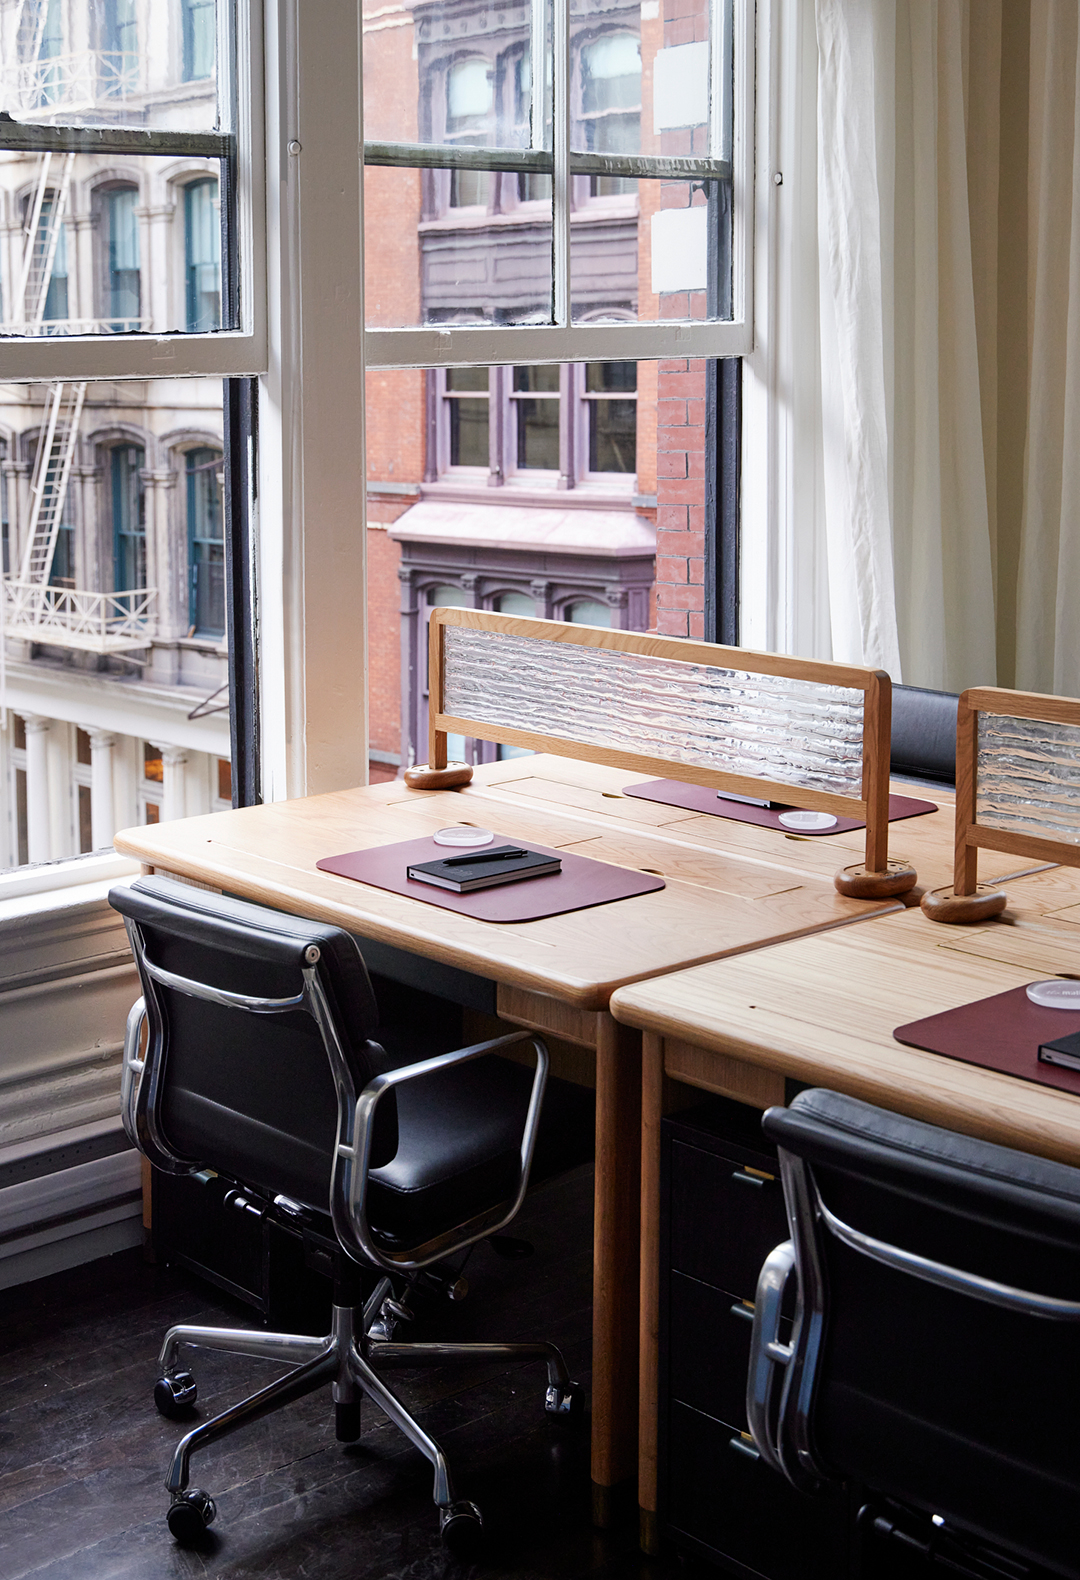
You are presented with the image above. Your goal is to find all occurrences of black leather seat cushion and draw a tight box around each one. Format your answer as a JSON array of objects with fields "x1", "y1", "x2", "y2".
[{"x1": 890, "y1": 684, "x2": 959, "y2": 785}]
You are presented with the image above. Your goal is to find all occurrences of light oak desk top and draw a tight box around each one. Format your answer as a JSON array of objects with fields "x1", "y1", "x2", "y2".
[
  {"x1": 113, "y1": 756, "x2": 898, "y2": 1521},
  {"x1": 608, "y1": 896, "x2": 1080, "y2": 1547},
  {"x1": 447, "y1": 755, "x2": 1042, "y2": 898}
]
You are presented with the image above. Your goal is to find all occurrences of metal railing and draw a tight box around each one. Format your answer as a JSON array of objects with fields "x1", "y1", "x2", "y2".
[
  {"x1": 0, "y1": 50, "x2": 141, "y2": 118},
  {"x1": 2, "y1": 580, "x2": 157, "y2": 653}
]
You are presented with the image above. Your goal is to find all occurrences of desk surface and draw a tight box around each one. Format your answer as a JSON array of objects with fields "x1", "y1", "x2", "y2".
[
  {"x1": 449, "y1": 755, "x2": 1040, "y2": 896},
  {"x1": 113, "y1": 758, "x2": 899, "y2": 1011},
  {"x1": 611, "y1": 901, "x2": 1080, "y2": 1163}
]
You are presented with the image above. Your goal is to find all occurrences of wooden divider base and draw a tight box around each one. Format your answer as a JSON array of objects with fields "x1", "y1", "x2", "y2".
[
  {"x1": 920, "y1": 885, "x2": 1008, "y2": 924},
  {"x1": 834, "y1": 859, "x2": 918, "y2": 899},
  {"x1": 402, "y1": 762, "x2": 474, "y2": 791}
]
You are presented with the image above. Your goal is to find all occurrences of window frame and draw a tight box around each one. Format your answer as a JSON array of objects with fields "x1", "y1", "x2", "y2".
[
  {"x1": 0, "y1": 0, "x2": 265, "y2": 382},
  {"x1": 363, "y1": 0, "x2": 753, "y2": 369}
]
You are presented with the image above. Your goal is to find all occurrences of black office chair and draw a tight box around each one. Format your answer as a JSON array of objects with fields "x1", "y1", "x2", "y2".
[
  {"x1": 110, "y1": 876, "x2": 581, "y2": 1556},
  {"x1": 746, "y1": 1088, "x2": 1080, "y2": 1579},
  {"x1": 890, "y1": 684, "x2": 959, "y2": 788}
]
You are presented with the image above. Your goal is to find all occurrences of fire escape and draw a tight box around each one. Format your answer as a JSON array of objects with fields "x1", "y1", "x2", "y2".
[{"x1": 0, "y1": 7, "x2": 156, "y2": 656}]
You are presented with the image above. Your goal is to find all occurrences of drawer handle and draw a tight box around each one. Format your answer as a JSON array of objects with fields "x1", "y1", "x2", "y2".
[
  {"x1": 732, "y1": 1170, "x2": 768, "y2": 1188},
  {"x1": 730, "y1": 1302, "x2": 755, "y2": 1324},
  {"x1": 728, "y1": 1435, "x2": 760, "y2": 1462}
]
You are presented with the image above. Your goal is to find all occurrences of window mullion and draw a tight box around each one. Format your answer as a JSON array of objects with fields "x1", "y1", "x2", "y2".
[{"x1": 552, "y1": 0, "x2": 570, "y2": 327}]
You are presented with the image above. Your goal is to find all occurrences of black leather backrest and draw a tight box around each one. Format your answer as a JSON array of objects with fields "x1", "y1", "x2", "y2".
[
  {"x1": 890, "y1": 684, "x2": 959, "y2": 784},
  {"x1": 111, "y1": 877, "x2": 396, "y2": 1211},
  {"x1": 763, "y1": 1090, "x2": 1080, "y2": 1568}
]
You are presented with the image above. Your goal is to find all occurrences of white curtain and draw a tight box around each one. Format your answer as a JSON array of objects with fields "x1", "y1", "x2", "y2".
[
  {"x1": 812, "y1": 0, "x2": 998, "y2": 689},
  {"x1": 1016, "y1": 1, "x2": 1080, "y2": 695}
]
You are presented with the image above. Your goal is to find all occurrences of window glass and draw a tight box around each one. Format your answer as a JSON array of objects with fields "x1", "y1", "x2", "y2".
[
  {"x1": 183, "y1": 0, "x2": 217, "y2": 83},
  {"x1": 187, "y1": 447, "x2": 224, "y2": 634},
  {"x1": 568, "y1": 598, "x2": 612, "y2": 626},
  {"x1": 76, "y1": 728, "x2": 92, "y2": 765},
  {"x1": 1, "y1": 0, "x2": 222, "y2": 131},
  {"x1": 586, "y1": 362, "x2": 637, "y2": 473},
  {"x1": 217, "y1": 757, "x2": 232, "y2": 802},
  {"x1": 446, "y1": 367, "x2": 489, "y2": 467},
  {"x1": 185, "y1": 179, "x2": 221, "y2": 331},
  {"x1": 105, "y1": 186, "x2": 140, "y2": 329},
  {"x1": 143, "y1": 741, "x2": 163, "y2": 783},
  {"x1": 512, "y1": 365, "x2": 560, "y2": 470},
  {"x1": 111, "y1": 443, "x2": 146, "y2": 590},
  {"x1": 580, "y1": 33, "x2": 642, "y2": 195}
]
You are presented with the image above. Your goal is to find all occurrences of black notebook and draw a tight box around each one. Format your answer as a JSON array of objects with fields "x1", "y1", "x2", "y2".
[
  {"x1": 1039, "y1": 1030, "x2": 1080, "y2": 1073},
  {"x1": 406, "y1": 845, "x2": 562, "y2": 893}
]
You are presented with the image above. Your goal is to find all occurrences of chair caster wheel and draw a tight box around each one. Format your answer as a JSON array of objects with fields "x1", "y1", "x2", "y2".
[
  {"x1": 545, "y1": 1380, "x2": 585, "y2": 1418},
  {"x1": 335, "y1": 1399, "x2": 363, "y2": 1442},
  {"x1": 440, "y1": 1499, "x2": 484, "y2": 1560},
  {"x1": 166, "y1": 1489, "x2": 216, "y2": 1543},
  {"x1": 154, "y1": 1371, "x2": 197, "y2": 1418}
]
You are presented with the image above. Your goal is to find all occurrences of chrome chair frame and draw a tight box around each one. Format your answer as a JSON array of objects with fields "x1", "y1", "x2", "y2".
[
  {"x1": 747, "y1": 1150, "x2": 1080, "y2": 1493},
  {"x1": 120, "y1": 913, "x2": 575, "y2": 1544}
]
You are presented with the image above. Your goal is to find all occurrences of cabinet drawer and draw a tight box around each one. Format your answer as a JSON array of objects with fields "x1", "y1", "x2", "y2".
[
  {"x1": 665, "y1": 1400, "x2": 847, "y2": 1580},
  {"x1": 669, "y1": 1138, "x2": 789, "y2": 1298},
  {"x1": 669, "y1": 1272, "x2": 792, "y2": 1429}
]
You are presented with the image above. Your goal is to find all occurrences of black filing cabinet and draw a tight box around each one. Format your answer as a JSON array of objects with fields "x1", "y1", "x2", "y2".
[{"x1": 659, "y1": 1097, "x2": 850, "y2": 1579}]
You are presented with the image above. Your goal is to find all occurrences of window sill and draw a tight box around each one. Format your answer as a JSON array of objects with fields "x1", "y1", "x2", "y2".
[
  {"x1": 420, "y1": 479, "x2": 641, "y2": 510},
  {"x1": 0, "y1": 852, "x2": 140, "y2": 927}
]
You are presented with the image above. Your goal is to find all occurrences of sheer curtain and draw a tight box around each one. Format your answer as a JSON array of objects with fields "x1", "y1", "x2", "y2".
[
  {"x1": 1016, "y1": 2, "x2": 1080, "y2": 695},
  {"x1": 813, "y1": 0, "x2": 998, "y2": 689}
]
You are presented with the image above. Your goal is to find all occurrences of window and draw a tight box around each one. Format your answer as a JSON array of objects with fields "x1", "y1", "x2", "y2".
[
  {"x1": 363, "y1": 0, "x2": 747, "y2": 363},
  {"x1": 183, "y1": 0, "x2": 217, "y2": 82},
  {"x1": 111, "y1": 445, "x2": 146, "y2": 591},
  {"x1": 185, "y1": 178, "x2": 221, "y2": 331},
  {"x1": 579, "y1": 33, "x2": 641, "y2": 195},
  {"x1": 186, "y1": 447, "x2": 225, "y2": 635},
  {"x1": 101, "y1": 0, "x2": 138, "y2": 96},
  {"x1": 104, "y1": 186, "x2": 140, "y2": 329},
  {"x1": 435, "y1": 361, "x2": 637, "y2": 486}
]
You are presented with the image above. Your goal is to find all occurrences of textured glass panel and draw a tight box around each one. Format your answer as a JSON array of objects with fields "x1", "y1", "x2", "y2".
[
  {"x1": 441, "y1": 626, "x2": 865, "y2": 794},
  {"x1": 977, "y1": 714, "x2": 1080, "y2": 845}
]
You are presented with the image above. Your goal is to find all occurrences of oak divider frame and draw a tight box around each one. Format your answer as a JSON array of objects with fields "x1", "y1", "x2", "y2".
[
  {"x1": 924, "y1": 687, "x2": 1080, "y2": 923},
  {"x1": 406, "y1": 609, "x2": 917, "y2": 900}
]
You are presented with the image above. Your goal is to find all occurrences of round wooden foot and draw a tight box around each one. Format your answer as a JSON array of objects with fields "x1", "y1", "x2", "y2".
[
  {"x1": 920, "y1": 885, "x2": 1008, "y2": 924},
  {"x1": 402, "y1": 762, "x2": 474, "y2": 791},
  {"x1": 834, "y1": 859, "x2": 919, "y2": 899}
]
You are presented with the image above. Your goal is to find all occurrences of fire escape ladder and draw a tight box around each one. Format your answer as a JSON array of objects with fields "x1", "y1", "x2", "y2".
[{"x1": 19, "y1": 380, "x2": 87, "y2": 586}]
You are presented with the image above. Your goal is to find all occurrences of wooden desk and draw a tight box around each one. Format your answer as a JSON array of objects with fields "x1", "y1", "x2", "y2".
[
  {"x1": 608, "y1": 893, "x2": 1080, "y2": 1550},
  {"x1": 451, "y1": 756, "x2": 1039, "y2": 896},
  {"x1": 114, "y1": 757, "x2": 899, "y2": 1523}
]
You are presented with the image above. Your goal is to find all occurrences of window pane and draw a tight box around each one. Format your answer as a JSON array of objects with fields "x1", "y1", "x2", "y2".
[
  {"x1": 184, "y1": 178, "x2": 222, "y2": 332},
  {"x1": 495, "y1": 591, "x2": 536, "y2": 616},
  {"x1": 571, "y1": 176, "x2": 729, "y2": 324},
  {"x1": 0, "y1": 0, "x2": 223, "y2": 131},
  {"x1": 1, "y1": 375, "x2": 230, "y2": 871},
  {"x1": 589, "y1": 397, "x2": 637, "y2": 473},
  {"x1": 514, "y1": 396, "x2": 559, "y2": 470},
  {"x1": 365, "y1": 0, "x2": 552, "y2": 151},
  {"x1": 187, "y1": 447, "x2": 224, "y2": 635},
  {"x1": 447, "y1": 366, "x2": 489, "y2": 392},
  {"x1": 568, "y1": 599, "x2": 612, "y2": 627},
  {"x1": 363, "y1": 164, "x2": 552, "y2": 328},
  {"x1": 448, "y1": 397, "x2": 488, "y2": 467},
  {"x1": 513, "y1": 365, "x2": 559, "y2": 393},
  {"x1": 0, "y1": 153, "x2": 229, "y2": 337}
]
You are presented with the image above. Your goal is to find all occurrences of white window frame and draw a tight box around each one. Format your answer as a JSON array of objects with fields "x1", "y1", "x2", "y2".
[
  {"x1": 364, "y1": 0, "x2": 755, "y2": 370},
  {"x1": 0, "y1": 0, "x2": 266, "y2": 382}
]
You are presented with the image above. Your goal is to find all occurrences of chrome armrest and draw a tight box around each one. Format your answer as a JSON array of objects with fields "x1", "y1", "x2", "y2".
[
  {"x1": 334, "y1": 1028, "x2": 549, "y2": 1274},
  {"x1": 120, "y1": 997, "x2": 147, "y2": 1150},
  {"x1": 746, "y1": 1239, "x2": 797, "y2": 1475}
]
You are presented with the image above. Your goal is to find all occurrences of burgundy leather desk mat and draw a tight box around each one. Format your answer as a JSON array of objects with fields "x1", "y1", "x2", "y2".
[
  {"x1": 894, "y1": 985, "x2": 1080, "y2": 1097},
  {"x1": 623, "y1": 781, "x2": 937, "y2": 835},
  {"x1": 316, "y1": 834, "x2": 665, "y2": 924}
]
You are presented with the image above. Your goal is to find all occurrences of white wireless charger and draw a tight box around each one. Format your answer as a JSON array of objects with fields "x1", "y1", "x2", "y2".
[
  {"x1": 778, "y1": 810, "x2": 838, "y2": 832},
  {"x1": 1025, "y1": 980, "x2": 1080, "y2": 1010},
  {"x1": 433, "y1": 826, "x2": 495, "y2": 848}
]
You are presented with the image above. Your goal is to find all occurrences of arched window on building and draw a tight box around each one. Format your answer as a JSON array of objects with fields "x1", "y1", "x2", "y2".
[
  {"x1": 184, "y1": 178, "x2": 221, "y2": 331},
  {"x1": 104, "y1": 186, "x2": 140, "y2": 329},
  {"x1": 186, "y1": 446, "x2": 224, "y2": 635},
  {"x1": 182, "y1": 0, "x2": 216, "y2": 82},
  {"x1": 446, "y1": 58, "x2": 493, "y2": 207},
  {"x1": 111, "y1": 443, "x2": 146, "y2": 591},
  {"x1": 578, "y1": 33, "x2": 641, "y2": 195},
  {"x1": 567, "y1": 597, "x2": 611, "y2": 627}
]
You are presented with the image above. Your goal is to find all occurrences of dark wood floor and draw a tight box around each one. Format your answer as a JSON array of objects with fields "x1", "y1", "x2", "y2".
[{"x1": 0, "y1": 1165, "x2": 701, "y2": 1580}]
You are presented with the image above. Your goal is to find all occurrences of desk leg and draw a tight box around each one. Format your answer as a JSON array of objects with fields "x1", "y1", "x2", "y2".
[
  {"x1": 591, "y1": 1013, "x2": 641, "y2": 1527},
  {"x1": 638, "y1": 1030, "x2": 663, "y2": 1554}
]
